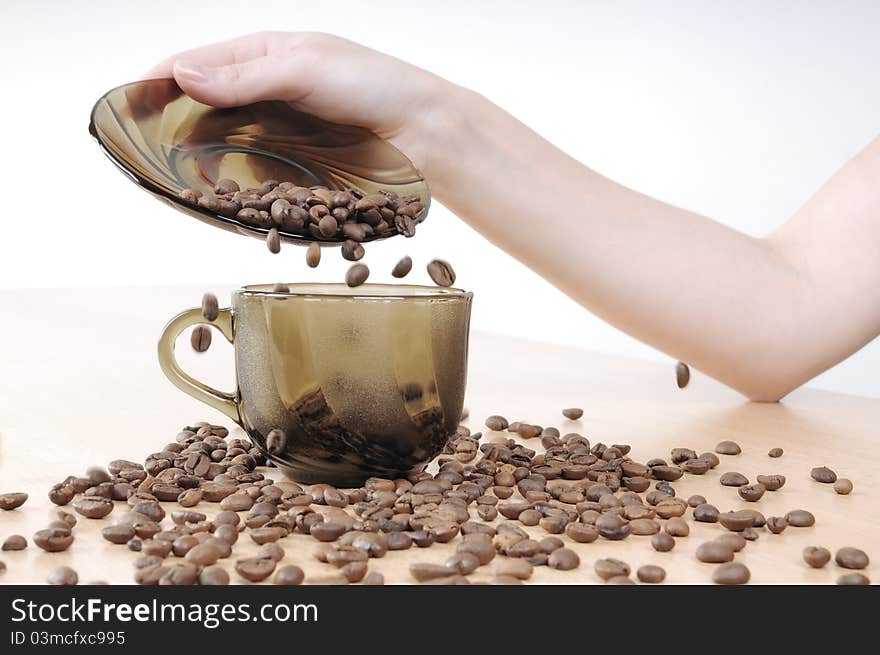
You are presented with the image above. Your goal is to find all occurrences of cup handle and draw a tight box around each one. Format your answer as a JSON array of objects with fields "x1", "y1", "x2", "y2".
[{"x1": 157, "y1": 307, "x2": 240, "y2": 423}]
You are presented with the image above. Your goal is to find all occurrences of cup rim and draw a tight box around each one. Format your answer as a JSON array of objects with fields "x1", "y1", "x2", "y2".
[{"x1": 237, "y1": 282, "x2": 472, "y2": 300}]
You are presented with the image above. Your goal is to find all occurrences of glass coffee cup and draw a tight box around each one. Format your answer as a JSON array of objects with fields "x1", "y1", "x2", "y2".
[{"x1": 158, "y1": 283, "x2": 472, "y2": 486}]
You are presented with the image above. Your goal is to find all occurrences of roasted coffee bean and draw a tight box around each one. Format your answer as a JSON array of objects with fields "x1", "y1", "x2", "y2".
[
  {"x1": 671, "y1": 447, "x2": 697, "y2": 464},
  {"x1": 495, "y1": 559, "x2": 534, "y2": 580},
  {"x1": 565, "y1": 523, "x2": 598, "y2": 543},
  {"x1": 811, "y1": 466, "x2": 837, "y2": 484},
  {"x1": 712, "y1": 562, "x2": 750, "y2": 585},
  {"x1": 183, "y1": 543, "x2": 221, "y2": 566},
  {"x1": 215, "y1": 179, "x2": 240, "y2": 195},
  {"x1": 547, "y1": 547, "x2": 580, "y2": 571},
  {"x1": 272, "y1": 564, "x2": 304, "y2": 586},
  {"x1": 410, "y1": 563, "x2": 454, "y2": 582},
  {"x1": 652, "y1": 532, "x2": 675, "y2": 552},
  {"x1": 102, "y1": 525, "x2": 135, "y2": 544},
  {"x1": 198, "y1": 566, "x2": 230, "y2": 586},
  {"x1": 837, "y1": 573, "x2": 870, "y2": 585},
  {"x1": 340, "y1": 240, "x2": 365, "y2": 262},
  {"x1": 272, "y1": 283, "x2": 290, "y2": 294},
  {"x1": 265, "y1": 429, "x2": 287, "y2": 456},
  {"x1": 715, "y1": 440, "x2": 742, "y2": 455},
  {"x1": 236, "y1": 557, "x2": 277, "y2": 582},
  {"x1": 696, "y1": 541, "x2": 735, "y2": 563},
  {"x1": 835, "y1": 547, "x2": 869, "y2": 570},
  {"x1": 47, "y1": 566, "x2": 79, "y2": 586},
  {"x1": 718, "y1": 510, "x2": 755, "y2": 532},
  {"x1": 665, "y1": 517, "x2": 689, "y2": 537},
  {"x1": 485, "y1": 415, "x2": 509, "y2": 431},
  {"x1": 0, "y1": 492, "x2": 28, "y2": 510},
  {"x1": 190, "y1": 325, "x2": 211, "y2": 353},
  {"x1": 266, "y1": 227, "x2": 281, "y2": 253},
  {"x1": 833, "y1": 478, "x2": 853, "y2": 495},
  {"x1": 784, "y1": 509, "x2": 815, "y2": 527},
  {"x1": 675, "y1": 361, "x2": 690, "y2": 388},
  {"x1": 346, "y1": 263, "x2": 369, "y2": 287},
  {"x1": 766, "y1": 516, "x2": 787, "y2": 534},
  {"x1": 693, "y1": 503, "x2": 719, "y2": 523},
  {"x1": 562, "y1": 407, "x2": 583, "y2": 420},
  {"x1": 637, "y1": 565, "x2": 666, "y2": 583},
  {"x1": 720, "y1": 472, "x2": 749, "y2": 487},
  {"x1": 803, "y1": 546, "x2": 831, "y2": 568},
  {"x1": 306, "y1": 242, "x2": 321, "y2": 268},
  {"x1": 738, "y1": 483, "x2": 766, "y2": 502},
  {"x1": 73, "y1": 497, "x2": 114, "y2": 519},
  {"x1": 768, "y1": 447, "x2": 783, "y2": 458},
  {"x1": 594, "y1": 558, "x2": 630, "y2": 580},
  {"x1": 756, "y1": 474, "x2": 786, "y2": 491},
  {"x1": 310, "y1": 521, "x2": 348, "y2": 542},
  {"x1": 34, "y1": 528, "x2": 73, "y2": 552},
  {"x1": 630, "y1": 518, "x2": 661, "y2": 535},
  {"x1": 651, "y1": 466, "x2": 683, "y2": 482},
  {"x1": 687, "y1": 494, "x2": 707, "y2": 508},
  {"x1": 391, "y1": 256, "x2": 412, "y2": 278},
  {"x1": 2, "y1": 535, "x2": 27, "y2": 551},
  {"x1": 427, "y1": 259, "x2": 456, "y2": 287}
]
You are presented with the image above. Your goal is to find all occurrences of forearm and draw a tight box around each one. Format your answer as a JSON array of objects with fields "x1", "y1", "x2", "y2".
[{"x1": 418, "y1": 86, "x2": 829, "y2": 400}]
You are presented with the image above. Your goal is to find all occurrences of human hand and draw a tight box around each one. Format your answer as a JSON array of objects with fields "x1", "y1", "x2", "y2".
[{"x1": 146, "y1": 32, "x2": 457, "y2": 173}]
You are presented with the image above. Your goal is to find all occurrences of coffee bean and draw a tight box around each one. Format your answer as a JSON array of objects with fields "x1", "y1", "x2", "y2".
[
  {"x1": 837, "y1": 573, "x2": 870, "y2": 585},
  {"x1": 73, "y1": 497, "x2": 114, "y2": 519},
  {"x1": 768, "y1": 447, "x2": 783, "y2": 458},
  {"x1": 215, "y1": 179, "x2": 240, "y2": 195},
  {"x1": 687, "y1": 494, "x2": 707, "y2": 508},
  {"x1": 190, "y1": 325, "x2": 211, "y2": 353},
  {"x1": 495, "y1": 559, "x2": 534, "y2": 580},
  {"x1": 693, "y1": 503, "x2": 719, "y2": 523},
  {"x1": 665, "y1": 517, "x2": 689, "y2": 537},
  {"x1": 485, "y1": 415, "x2": 509, "y2": 431},
  {"x1": 833, "y1": 478, "x2": 853, "y2": 495},
  {"x1": 696, "y1": 541, "x2": 735, "y2": 563},
  {"x1": 272, "y1": 283, "x2": 290, "y2": 294},
  {"x1": 784, "y1": 509, "x2": 815, "y2": 527},
  {"x1": 265, "y1": 227, "x2": 281, "y2": 254},
  {"x1": 835, "y1": 547, "x2": 869, "y2": 570},
  {"x1": 651, "y1": 466, "x2": 683, "y2": 481},
  {"x1": 594, "y1": 558, "x2": 630, "y2": 580},
  {"x1": 410, "y1": 563, "x2": 454, "y2": 582},
  {"x1": 630, "y1": 518, "x2": 661, "y2": 535},
  {"x1": 199, "y1": 566, "x2": 230, "y2": 586},
  {"x1": 675, "y1": 361, "x2": 690, "y2": 388},
  {"x1": 712, "y1": 562, "x2": 750, "y2": 585},
  {"x1": 756, "y1": 474, "x2": 786, "y2": 491},
  {"x1": 236, "y1": 557, "x2": 277, "y2": 582},
  {"x1": 311, "y1": 521, "x2": 348, "y2": 542},
  {"x1": 715, "y1": 441, "x2": 741, "y2": 456},
  {"x1": 738, "y1": 483, "x2": 766, "y2": 502},
  {"x1": 652, "y1": 532, "x2": 675, "y2": 552},
  {"x1": 802, "y1": 546, "x2": 831, "y2": 568},
  {"x1": 718, "y1": 510, "x2": 754, "y2": 532},
  {"x1": 547, "y1": 547, "x2": 579, "y2": 570},
  {"x1": 720, "y1": 472, "x2": 749, "y2": 487},
  {"x1": 427, "y1": 259, "x2": 456, "y2": 287},
  {"x1": 810, "y1": 466, "x2": 837, "y2": 484},
  {"x1": 562, "y1": 407, "x2": 583, "y2": 420},
  {"x1": 346, "y1": 263, "x2": 370, "y2": 287},
  {"x1": 386, "y1": 255, "x2": 414, "y2": 279},
  {"x1": 34, "y1": 528, "x2": 73, "y2": 552},
  {"x1": 0, "y1": 492, "x2": 28, "y2": 510},
  {"x1": 766, "y1": 516, "x2": 787, "y2": 534},
  {"x1": 272, "y1": 564, "x2": 305, "y2": 586},
  {"x1": 47, "y1": 566, "x2": 78, "y2": 586},
  {"x1": 306, "y1": 242, "x2": 321, "y2": 268},
  {"x1": 266, "y1": 429, "x2": 287, "y2": 456},
  {"x1": 102, "y1": 524, "x2": 135, "y2": 545},
  {"x1": 2, "y1": 535, "x2": 27, "y2": 551},
  {"x1": 637, "y1": 565, "x2": 666, "y2": 583},
  {"x1": 565, "y1": 523, "x2": 598, "y2": 543}
]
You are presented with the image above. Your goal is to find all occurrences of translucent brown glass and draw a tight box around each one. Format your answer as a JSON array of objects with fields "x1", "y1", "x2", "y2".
[
  {"x1": 89, "y1": 79, "x2": 430, "y2": 244},
  {"x1": 158, "y1": 284, "x2": 472, "y2": 486}
]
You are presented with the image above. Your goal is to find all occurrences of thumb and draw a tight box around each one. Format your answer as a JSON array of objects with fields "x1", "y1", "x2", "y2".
[{"x1": 173, "y1": 56, "x2": 311, "y2": 108}]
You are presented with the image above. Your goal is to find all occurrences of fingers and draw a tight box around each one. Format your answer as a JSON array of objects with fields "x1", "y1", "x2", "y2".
[
  {"x1": 173, "y1": 54, "x2": 315, "y2": 107},
  {"x1": 142, "y1": 32, "x2": 275, "y2": 80}
]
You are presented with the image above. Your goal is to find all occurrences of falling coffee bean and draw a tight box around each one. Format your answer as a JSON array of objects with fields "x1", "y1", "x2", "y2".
[
  {"x1": 675, "y1": 361, "x2": 690, "y2": 388},
  {"x1": 201, "y1": 293, "x2": 219, "y2": 321},
  {"x1": 341, "y1": 240, "x2": 365, "y2": 262},
  {"x1": 346, "y1": 263, "x2": 370, "y2": 287},
  {"x1": 266, "y1": 228, "x2": 281, "y2": 254},
  {"x1": 306, "y1": 242, "x2": 321, "y2": 268},
  {"x1": 391, "y1": 256, "x2": 413, "y2": 278},
  {"x1": 427, "y1": 259, "x2": 456, "y2": 287},
  {"x1": 191, "y1": 325, "x2": 212, "y2": 353}
]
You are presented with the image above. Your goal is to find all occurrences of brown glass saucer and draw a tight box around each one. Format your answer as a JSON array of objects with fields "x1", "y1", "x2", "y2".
[{"x1": 89, "y1": 79, "x2": 429, "y2": 244}]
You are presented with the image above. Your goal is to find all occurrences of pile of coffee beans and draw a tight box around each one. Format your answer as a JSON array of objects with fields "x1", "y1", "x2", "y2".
[
  {"x1": 3, "y1": 409, "x2": 869, "y2": 586},
  {"x1": 180, "y1": 180, "x2": 424, "y2": 244}
]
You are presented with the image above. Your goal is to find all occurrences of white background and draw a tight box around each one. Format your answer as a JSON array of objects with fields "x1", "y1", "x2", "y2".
[{"x1": 1, "y1": 0, "x2": 878, "y2": 397}]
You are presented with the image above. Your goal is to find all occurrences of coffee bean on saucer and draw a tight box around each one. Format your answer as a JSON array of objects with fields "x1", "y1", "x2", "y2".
[
  {"x1": 191, "y1": 325, "x2": 211, "y2": 353},
  {"x1": 0, "y1": 493, "x2": 27, "y2": 510},
  {"x1": 802, "y1": 546, "x2": 831, "y2": 568},
  {"x1": 266, "y1": 429, "x2": 287, "y2": 456},
  {"x1": 833, "y1": 478, "x2": 853, "y2": 495},
  {"x1": 637, "y1": 565, "x2": 666, "y2": 583},
  {"x1": 215, "y1": 179, "x2": 240, "y2": 195},
  {"x1": 391, "y1": 256, "x2": 412, "y2": 278},
  {"x1": 341, "y1": 240, "x2": 365, "y2": 261},
  {"x1": 712, "y1": 562, "x2": 750, "y2": 585},
  {"x1": 179, "y1": 188, "x2": 201, "y2": 203},
  {"x1": 346, "y1": 263, "x2": 369, "y2": 287},
  {"x1": 2, "y1": 535, "x2": 27, "y2": 551},
  {"x1": 784, "y1": 509, "x2": 815, "y2": 527},
  {"x1": 811, "y1": 467, "x2": 837, "y2": 483},
  {"x1": 675, "y1": 361, "x2": 690, "y2": 388},
  {"x1": 715, "y1": 441, "x2": 741, "y2": 455},
  {"x1": 47, "y1": 566, "x2": 79, "y2": 586},
  {"x1": 837, "y1": 573, "x2": 870, "y2": 585},
  {"x1": 427, "y1": 259, "x2": 456, "y2": 287},
  {"x1": 266, "y1": 228, "x2": 281, "y2": 254},
  {"x1": 835, "y1": 547, "x2": 869, "y2": 570},
  {"x1": 201, "y1": 293, "x2": 219, "y2": 321},
  {"x1": 306, "y1": 242, "x2": 321, "y2": 268}
]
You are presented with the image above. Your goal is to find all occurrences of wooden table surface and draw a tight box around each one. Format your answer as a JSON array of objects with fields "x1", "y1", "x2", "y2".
[{"x1": 0, "y1": 286, "x2": 876, "y2": 585}]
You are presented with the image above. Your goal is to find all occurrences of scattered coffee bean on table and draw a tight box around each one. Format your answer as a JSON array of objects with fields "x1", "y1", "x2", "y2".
[
  {"x1": 47, "y1": 566, "x2": 79, "y2": 586},
  {"x1": 199, "y1": 566, "x2": 230, "y2": 586},
  {"x1": 485, "y1": 415, "x2": 509, "y2": 431},
  {"x1": 738, "y1": 483, "x2": 766, "y2": 502},
  {"x1": 756, "y1": 474, "x2": 786, "y2": 491},
  {"x1": 190, "y1": 325, "x2": 212, "y2": 353},
  {"x1": 275, "y1": 565, "x2": 305, "y2": 585},
  {"x1": 833, "y1": 478, "x2": 853, "y2": 495},
  {"x1": 802, "y1": 546, "x2": 831, "y2": 568},
  {"x1": 306, "y1": 242, "x2": 321, "y2": 268},
  {"x1": 696, "y1": 541, "x2": 735, "y2": 563},
  {"x1": 562, "y1": 407, "x2": 583, "y2": 420},
  {"x1": 637, "y1": 565, "x2": 666, "y2": 583},
  {"x1": 712, "y1": 562, "x2": 750, "y2": 585},
  {"x1": 768, "y1": 447, "x2": 783, "y2": 458},
  {"x1": 595, "y1": 558, "x2": 630, "y2": 580},
  {"x1": 837, "y1": 573, "x2": 870, "y2": 585},
  {"x1": 810, "y1": 466, "x2": 837, "y2": 484},
  {"x1": 785, "y1": 509, "x2": 815, "y2": 527},
  {"x1": 2, "y1": 535, "x2": 27, "y2": 551},
  {"x1": 427, "y1": 259, "x2": 456, "y2": 287},
  {"x1": 715, "y1": 440, "x2": 741, "y2": 455},
  {"x1": 346, "y1": 263, "x2": 370, "y2": 287},
  {"x1": 675, "y1": 361, "x2": 690, "y2": 388},
  {"x1": 720, "y1": 472, "x2": 749, "y2": 487},
  {"x1": 652, "y1": 533, "x2": 675, "y2": 552},
  {"x1": 766, "y1": 517, "x2": 787, "y2": 534},
  {"x1": 391, "y1": 256, "x2": 412, "y2": 278},
  {"x1": 835, "y1": 547, "x2": 869, "y2": 570},
  {"x1": 0, "y1": 492, "x2": 28, "y2": 510},
  {"x1": 33, "y1": 528, "x2": 73, "y2": 552}
]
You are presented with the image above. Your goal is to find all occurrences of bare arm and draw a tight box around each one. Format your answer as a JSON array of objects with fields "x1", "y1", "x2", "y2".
[{"x1": 148, "y1": 32, "x2": 880, "y2": 401}]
